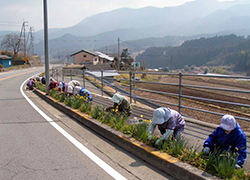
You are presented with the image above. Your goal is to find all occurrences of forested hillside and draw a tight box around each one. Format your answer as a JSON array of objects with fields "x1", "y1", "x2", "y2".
[{"x1": 136, "y1": 34, "x2": 250, "y2": 73}]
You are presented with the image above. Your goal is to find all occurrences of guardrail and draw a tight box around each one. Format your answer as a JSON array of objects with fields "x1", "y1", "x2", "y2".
[{"x1": 52, "y1": 67, "x2": 250, "y2": 122}]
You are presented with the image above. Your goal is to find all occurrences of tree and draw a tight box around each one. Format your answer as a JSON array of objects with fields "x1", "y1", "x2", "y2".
[
  {"x1": 1, "y1": 34, "x2": 22, "y2": 58},
  {"x1": 121, "y1": 49, "x2": 134, "y2": 70}
]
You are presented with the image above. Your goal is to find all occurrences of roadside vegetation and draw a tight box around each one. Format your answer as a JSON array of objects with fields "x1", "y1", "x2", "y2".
[{"x1": 36, "y1": 84, "x2": 250, "y2": 180}]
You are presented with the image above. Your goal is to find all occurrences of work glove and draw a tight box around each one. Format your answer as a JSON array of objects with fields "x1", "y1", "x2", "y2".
[
  {"x1": 235, "y1": 164, "x2": 241, "y2": 169},
  {"x1": 148, "y1": 133, "x2": 153, "y2": 140},
  {"x1": 155, "y1": 138, "x2": 163, "y2": 145},
  {"x1": 203, "y1": 147, "x2": 210, "y2": 155}
]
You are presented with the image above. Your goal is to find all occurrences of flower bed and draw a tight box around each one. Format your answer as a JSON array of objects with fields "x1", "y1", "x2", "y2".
[{"x1": 36, "y1": 85, "x2": 250, "y2": 180}]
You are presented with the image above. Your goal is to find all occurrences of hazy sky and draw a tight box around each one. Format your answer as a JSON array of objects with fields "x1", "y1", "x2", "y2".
[{"x1": 0, "y1": 0, "x2": 236, "y2": 32}]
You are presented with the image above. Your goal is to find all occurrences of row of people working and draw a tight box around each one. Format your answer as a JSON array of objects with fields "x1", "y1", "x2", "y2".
[
  {"x1": 27, "y1": 78, "x2": 93, "y2": 102},
  {"x1": 27, "y1": 78, "x2": 247, "y2": 169}
]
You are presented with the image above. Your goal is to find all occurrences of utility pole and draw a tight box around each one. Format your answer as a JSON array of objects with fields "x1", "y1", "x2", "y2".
[
  {"x1": 43, "y1": 0, "x2": 50, "y2": 95},
  {"x1": 118, "y1": 37, "x2": 120, "y2": 71},
  {"x1": 27, "y1": 27, "x2": 34, "y2": 55},
  {"x1": 22, "y1": 20, "x2": 28, "y2": 58},
  {"x1": 170, "y1": 55, "x2": 173, "y2": 73},
  {"x1": 17, "y1": 20, "x2": 28, "y2": 56}
]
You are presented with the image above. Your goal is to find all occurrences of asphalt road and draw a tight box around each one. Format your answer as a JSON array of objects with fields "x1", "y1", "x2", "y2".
[{"x1": 0, "y1": 67, "x2": 176, "y2": 180}]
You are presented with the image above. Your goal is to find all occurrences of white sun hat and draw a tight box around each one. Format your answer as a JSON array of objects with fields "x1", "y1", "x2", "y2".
[
  {"x1": 67, "y1": 85, "x2": 73, "y2": 94},
  {"x1": 111, "y1": 93, "x2": 124, "y2": 105},
  {"x1": 161, "y1": 107, "x2": 171, "y2": 121},
  {"x1": 152, "y1": 108, "x2": 165, "y2": 124},
  {"x1": 219, "y1": 114, "x2": 236, "y2": 131}
]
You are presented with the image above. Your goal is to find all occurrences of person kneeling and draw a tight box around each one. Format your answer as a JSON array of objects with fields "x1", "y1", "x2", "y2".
[
  {"x1": 106, "y1": 93, "x2": 132, "y2": 116},
  {"x1": 203, "y1": 114, "x2": 247, "y2": 169},
  {"x1": 148, "y1": 107, "x2": 185, "y2": 145}
]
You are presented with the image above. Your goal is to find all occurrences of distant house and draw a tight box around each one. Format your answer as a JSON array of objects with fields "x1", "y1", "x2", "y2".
[
  {"x1": 70, "y1": 49, "x2": 114, "y2": 65},
  {"x1": 0, "y1": 55, "x2": 12, "y2": 68}
]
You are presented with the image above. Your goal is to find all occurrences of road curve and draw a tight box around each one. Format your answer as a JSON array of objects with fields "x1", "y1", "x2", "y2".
[{"x1": 0, "y1": 67, "x2": 176, "y2": 180}]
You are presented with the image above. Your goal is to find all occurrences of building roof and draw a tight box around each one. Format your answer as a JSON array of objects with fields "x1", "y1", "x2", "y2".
[
  {"x1": 71, "y1": 49, "x2": 114, "y2": 61},
  {"x1": 0, "y1": 55, "x2": 12, "y2": 60},
  {"x1": 86, "y1": 70, "x2": 120, "y2": 77},
  {"x1": 95, "y1": 51, "x2": 114, "y2": 61},
  {"x1": 84, "y1": 64, "x2": 114, "y2": 71},
  {"x1": 70, "y1": 49, "x2": 97, "y2": 57}
]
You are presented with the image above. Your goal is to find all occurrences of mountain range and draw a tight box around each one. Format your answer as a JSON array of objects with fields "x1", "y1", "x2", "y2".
[{"x1": 1, "y1": 0, "x2": 250, "y2": 64}]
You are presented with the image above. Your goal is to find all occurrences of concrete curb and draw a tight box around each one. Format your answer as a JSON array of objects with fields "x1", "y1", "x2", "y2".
[{"x1": 34, "y1": 89, "x2": 219, "y2": 180}]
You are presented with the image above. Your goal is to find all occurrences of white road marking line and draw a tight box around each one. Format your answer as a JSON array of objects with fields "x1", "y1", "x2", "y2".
[{"x1": 20, "y1": 77, "x2": 127, "y2": 180}]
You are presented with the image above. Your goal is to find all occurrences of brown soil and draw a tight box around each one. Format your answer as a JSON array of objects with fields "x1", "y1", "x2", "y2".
[{"x1": 132, "y1": 75, "x2": 250, "y2": 133}]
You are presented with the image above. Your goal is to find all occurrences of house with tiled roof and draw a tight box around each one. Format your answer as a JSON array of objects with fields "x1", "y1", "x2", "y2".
[{"x1": 70, "y1": 49, "x2": 114, "y2": 65}]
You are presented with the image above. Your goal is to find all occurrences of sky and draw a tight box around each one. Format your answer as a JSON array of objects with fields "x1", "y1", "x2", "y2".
[{"x1": 0, "y1": 0, "x2": 236, "y2": 32}]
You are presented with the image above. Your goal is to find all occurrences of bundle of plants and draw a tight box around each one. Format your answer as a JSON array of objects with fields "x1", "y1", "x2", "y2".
[{"x1": 71, "y1": 95, "x2": 86, "y2": 109}]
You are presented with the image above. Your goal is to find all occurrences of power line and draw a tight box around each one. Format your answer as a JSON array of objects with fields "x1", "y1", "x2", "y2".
[
  {"x1": 122, "y1": 41, "x2": 145, "y2": 49},
  {"x1": 0, "y1": 24, "x2": 21, "y2": 27},
  {"x1": 0, "y1": 21, "x2": 22, "y2": 27},
  {"x1": 0, "y1": 21, "x2": 21, "y2": 23}
]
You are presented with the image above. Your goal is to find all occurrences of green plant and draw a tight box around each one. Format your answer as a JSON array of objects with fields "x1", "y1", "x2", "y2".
[
  {"x1": 181, "y1": 142, "x2": 201, "y2": 162},
  {"x1": 58, "y1": 93, "x2": 66, "y2": 102},
  {"x1": 204, "y1": 147, "x2": 239, "y2": 179},
  {"x1": 71, "y1": 96, "x2": 85, "y2": 109},
  {"x1": 213, "y1": 151, "x2": 238, "y2": 179},
  {"x1": 35, "y1": 83, "x2": 46, "y2": 92},
  {"x1": 132, "y1": 123, "x2": 149, "y2": 143},
  {"x1": 90, "y1": 106, "x2": 105, "y2": 119},
  {"x1": 79, "y1": 102, "x2": 92, "y2": 113},
  {"x1": 100, "y1": 112, "x2": 114, "y2": 124},
  {"x1": 50, "y1": 89, "x2": 58, "y2": 98},
  {"x1": 113, "y1": 115, "x2": 127, "y2": 130},
  {"x1": 122, "y1": 124, "x2": 135, "y2": 135},
  {"x1": 165, "y1": 136, "x2": 188, "y2": 157},
  {"x1": 64, "y1": 96, "x2": 72, "y2": 107}
]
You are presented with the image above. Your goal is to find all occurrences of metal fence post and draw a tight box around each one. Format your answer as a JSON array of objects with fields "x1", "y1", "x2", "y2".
[
  {"x1": 83, "y1": 69, "x2": 85, "y2": 88},
  {"x1": 56, "y1": 68, "x2": 58, "y2": 82},
  {"x1": 178, "y1": 73, "x2": 182, "y2": 114},
  {"x1": 62, "y1": 68, "x2": 64, "y2": 81},
  {"x1": 130, "y1": 71, "x2": 132, "y2": 104},
  {"x1": 101, "y1": 70, "x2": 104, "y2": 96},
  {"x1": 70, "y1": 69, "x2": 72, "y2": 81}
]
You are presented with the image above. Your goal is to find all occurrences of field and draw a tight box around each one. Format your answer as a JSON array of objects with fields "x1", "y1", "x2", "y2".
[{"x1": 125, "y1": 74, "x2": 250, "y2": 132}]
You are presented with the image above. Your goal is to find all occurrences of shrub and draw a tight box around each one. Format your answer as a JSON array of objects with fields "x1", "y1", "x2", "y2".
[
  {"x1": 184, "y1": 65, "x2": 190, "y2": 72},
  {"x1": 211, "y1": 67, "x2": 230, "y2": 75}
]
